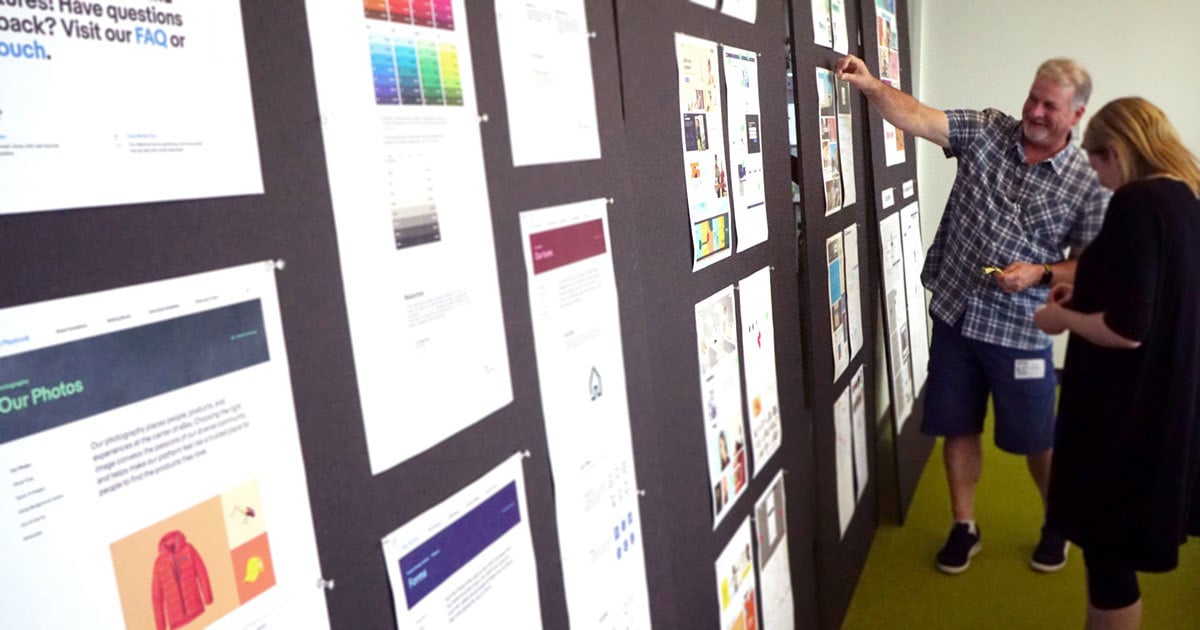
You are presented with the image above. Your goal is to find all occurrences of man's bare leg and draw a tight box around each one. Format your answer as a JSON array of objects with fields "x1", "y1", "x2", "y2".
[
  {"x1": 945, "y1": 434, "x2": 983, "y2": 521},
  {"x1": 1026, "y1": 447, "x2": 1053, "y2": 514}
]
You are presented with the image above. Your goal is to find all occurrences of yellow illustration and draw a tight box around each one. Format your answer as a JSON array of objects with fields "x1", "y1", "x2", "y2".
[{"x1": 244, "y1": 556, "x2": 265, "y2": 583}]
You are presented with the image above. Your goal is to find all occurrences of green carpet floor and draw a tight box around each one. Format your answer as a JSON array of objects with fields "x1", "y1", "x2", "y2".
[{"x1": 842, "y1": 422, "x2": 1200, "y2": 629}]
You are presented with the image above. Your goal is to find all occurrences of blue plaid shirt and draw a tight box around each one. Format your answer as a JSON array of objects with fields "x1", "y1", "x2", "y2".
[{"x1": 922, "y1": 109, "x2": 1109, "y2": 350}]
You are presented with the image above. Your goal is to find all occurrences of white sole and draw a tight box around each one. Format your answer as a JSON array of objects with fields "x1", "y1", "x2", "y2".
[
  {"x1": 937, "y1": 541, "x2": 982, "y2": 575},
  {"x1": 1030, "y1": 542, "x2": 1070, "y2": 573}
]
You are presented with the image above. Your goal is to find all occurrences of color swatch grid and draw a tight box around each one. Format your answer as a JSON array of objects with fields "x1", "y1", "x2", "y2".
[
  {"x1": 364, "y1": 0, "x2": 454, "y2": 30},
  {"x1": 369, "y1": 33, "x2": 463, "y2": 106},
  {"x1": 386, "y1": 151, "x2": 442, "y2": 249}
]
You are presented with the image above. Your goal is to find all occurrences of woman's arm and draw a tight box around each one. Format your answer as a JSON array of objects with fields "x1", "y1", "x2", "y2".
[{"x1": 1033, "y1": 302, "x2": 1142, "y2": 349}]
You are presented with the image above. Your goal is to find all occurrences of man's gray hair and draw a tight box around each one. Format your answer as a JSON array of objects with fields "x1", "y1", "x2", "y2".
[{"x1": 1036, "y1": 58, "x2": 1093, "y2": 107}]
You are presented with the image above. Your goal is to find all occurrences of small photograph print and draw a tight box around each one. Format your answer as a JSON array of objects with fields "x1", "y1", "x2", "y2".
[
  {"x1": 685, "y1": 113, "x2": 710, "y2": 152},
  {"x1": 745, "y1": 115, "x2": 761, "y2": 153},
  {"x1": 111, "y1": 481, "x2": 277, "y2": 629},
  {"x1": 714, "y1": 477, "x2": 728, "y2": 513},
  {"x1": 825, "y1": 178, "x2": 843, "y2": 210},
  {"x1": 694, "y1": 215, "x2": 731, "y2": 261},
  {"x1": 111, "y1": 498, "x2": 239, "y2": 630},
  {"x1": 697, "y1": 291, "x2": 738, "y2": 371},
  {"x1": 713, "y1": 154, "x2": 728, "y2": 198}
]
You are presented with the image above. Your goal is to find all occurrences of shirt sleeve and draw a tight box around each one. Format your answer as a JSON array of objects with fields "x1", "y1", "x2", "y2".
[
  {"x1": 1066, "y1": 180, "x2": 1112, "y2": 252},
  {"x1": 1098, "y1": 188, "x2": 1161, "y2": 342},
  {"x1": 943, "y1": 108, "x2": 1004, "y2": 159}
]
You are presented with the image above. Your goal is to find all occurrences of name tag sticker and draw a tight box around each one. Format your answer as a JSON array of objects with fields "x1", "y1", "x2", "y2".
[{"x1": 1014, "y1": 358, "x2": 1046, "y2": 380}]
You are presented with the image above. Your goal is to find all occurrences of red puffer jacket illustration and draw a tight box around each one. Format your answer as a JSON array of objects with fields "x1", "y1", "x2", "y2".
[{"x1": 151, "y1": 530, "x2": 214, "y2": 630}]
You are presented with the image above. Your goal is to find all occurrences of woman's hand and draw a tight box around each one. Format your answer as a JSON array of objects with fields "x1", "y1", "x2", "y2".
[
  {"x1": 1033, "y1": 302, "x2": 1068, "y2": 335},
  {"x1": 1048, "y1": 283, "x2": 1074, "y2": 306}
]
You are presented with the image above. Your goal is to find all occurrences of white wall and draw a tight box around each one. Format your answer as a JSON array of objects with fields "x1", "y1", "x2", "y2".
[{"x1": 910, "y1": 0, "x2": 1200, "y2": 366}]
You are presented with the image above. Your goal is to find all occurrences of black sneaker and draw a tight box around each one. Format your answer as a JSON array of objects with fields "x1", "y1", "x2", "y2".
[
  {"x1": 936, "y1": 522, "x2": 982, "y2": 574},
  {"x1": 1030, "y1": 526, "x2": 1069, "y2": 572}
]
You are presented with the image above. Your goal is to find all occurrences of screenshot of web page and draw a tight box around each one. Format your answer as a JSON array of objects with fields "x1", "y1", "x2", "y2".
[{"x1": 0, "y1": 262, "x2": 328, "y2": 629}]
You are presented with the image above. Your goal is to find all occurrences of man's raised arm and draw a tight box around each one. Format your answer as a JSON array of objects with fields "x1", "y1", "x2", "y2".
[{"x1": 836, "y1": 54, "x2": 950, "y2": 149}]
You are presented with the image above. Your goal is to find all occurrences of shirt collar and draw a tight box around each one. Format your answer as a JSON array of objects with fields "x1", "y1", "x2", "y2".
[{"x1": 1010, "y1": 125, "x2": 1076, "y2": 173}]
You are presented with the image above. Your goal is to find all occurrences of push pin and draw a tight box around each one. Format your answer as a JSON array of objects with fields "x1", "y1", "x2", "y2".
[
  {"x1": 479, "y1": 113, "x2": 490, "y2": 123},
  {"x1": 317, "y1": 578, "x2": 336, "y2": 591},
  {"x1": 274, "y1": 259, "x2": 286, "y2": 271}
]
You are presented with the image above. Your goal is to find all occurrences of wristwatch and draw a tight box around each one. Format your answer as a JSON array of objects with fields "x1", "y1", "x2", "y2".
[{"x1": 1040, "y1": 263, "x2": 1054, "y2": 286}]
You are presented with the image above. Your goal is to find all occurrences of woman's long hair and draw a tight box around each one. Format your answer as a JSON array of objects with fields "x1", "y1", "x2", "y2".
[{"x1": 1082, "y1": 97, "x2": 1200, "y2": 196}]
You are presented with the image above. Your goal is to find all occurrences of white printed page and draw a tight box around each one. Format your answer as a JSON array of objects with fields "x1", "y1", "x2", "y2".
[
  {"x1": 714, "y1": 518, "x2": 758, "y2": 630},
  {"x1": 834, "y1": 385, "x2": 855, "y2": 538},
  {"x1": 831, "y1": 0, "x2": 850, "y2": 53},
  {"x1": 305, "y1": 0, "x2": 513, "y2": 474},
  {"x1": 495, "y1": 0, "x2": 601, "y2": 166},
  {"x1": 519, "y1": 199, "x2": 652, "y2": 629},
  {"x1": 899, "y1": 202, "x2": 930, "y2": 393},
  {"x1": 721, "y1": 0, "x2": 757, "y2": 23},
  {"x1": 696, "y1": 286, "x2": 748, "y2": 527},
  {"x1": 875, "y1": 0, "x2": 906, "y2": 166},
  {"x1": 381, "y1": 454, "x2": 542, "y2": 630},
  {"x1": 842, "y1": 224, "x2": 864, "y2": 359},
  {"x1": 754, "y1": 472, "x2": 795, "y2": 630},
  {"x1": 850, "y1": 366, "x2": 870, "y2": 500},
  {"x1": 0, "y1": 0, "x2": 262, "y2": 214},
  {"x1": 879, "y1": 213, "x2": 915, "y2": 428},
  {"x1": 836, "y1": 78, "x2": 857, "y2": 207},
  {"x1": 816, "y1": 68, "x2": 844, "y2": 216},
  {"x1": 811, "y1": 0, "x2": 832, "y2": 47},
  {"x1": 0, "y1": 262, "x2": 328, "y2": 629},
  {"x1": 738, "y1": 267, "x2": 781, "y2": 477},
  {"x1": 826, "y1": 232, "x2": 850, "y2": 380},
  {"x1": 723, "y1": 45, "x2": 769, "y2": 252},
  {"x1": 677, "y1": 33, "x2": 733, "y2": 271}
]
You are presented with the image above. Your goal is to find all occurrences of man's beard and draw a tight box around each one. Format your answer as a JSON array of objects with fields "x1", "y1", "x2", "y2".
[{"x1": 1023, "y1": 120, "x2": 1052, "y2": 145}]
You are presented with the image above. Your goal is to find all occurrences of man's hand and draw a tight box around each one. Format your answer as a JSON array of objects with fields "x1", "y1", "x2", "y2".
[
  {"x1": 835, "y1": 54, "x2": 881, "y2": 94},
  {"x1": 995, "y1": 261, "x2": 1044, "y2": 293},
  {"x1": 835, "y1": 54, "x2": 950, "y2": 148}
]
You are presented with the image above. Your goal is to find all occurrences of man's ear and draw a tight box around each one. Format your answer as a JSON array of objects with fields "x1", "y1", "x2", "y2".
[{"x1": 1071, "y1": 105, "x2": 1086, "y2": 126}]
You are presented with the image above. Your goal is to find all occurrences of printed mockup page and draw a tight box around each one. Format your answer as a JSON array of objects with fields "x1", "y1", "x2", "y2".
[
  {"x1": 382, "y1": 454, "x2": 542, "y2": 630},
  {"x1": 0, "y1": 0, "x2": 263, "y2": 214},
  {"x1": 0, "y1": 262, "x2": 328, "y2": 629}
]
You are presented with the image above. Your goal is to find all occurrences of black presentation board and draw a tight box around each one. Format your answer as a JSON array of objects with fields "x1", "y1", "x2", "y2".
[
  {"x1": 785, "y1": 0, "x2": 883, "y2": 627},
  {"x1": 613, "y1": 0, "x2": 818, "y2": 627},
  {"x1": 856, "y1": 0, "x2": 935, "y2": 526},
  {"x1": 1, "y1": 0, "x2": 827, "y2": 628}
]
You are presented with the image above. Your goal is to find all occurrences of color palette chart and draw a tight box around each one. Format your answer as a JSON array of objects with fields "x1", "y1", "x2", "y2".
[
  {"x1": 386, "y1": 151, "x2": 441, "y2": 249},
  {"x1": 365, "y1": 24, "x2": 462, "y2": 106},
  {"x1": 364, "y1": 0, "x2": 454, "y2": 30},
  {"x1": 369, "y1": 33, "x2": 400, "y2": 104}
]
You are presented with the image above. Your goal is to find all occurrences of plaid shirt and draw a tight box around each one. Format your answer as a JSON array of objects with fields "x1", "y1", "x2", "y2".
[{"x1": 922, "y1": 108, "x2": 1109, "y2": 350}]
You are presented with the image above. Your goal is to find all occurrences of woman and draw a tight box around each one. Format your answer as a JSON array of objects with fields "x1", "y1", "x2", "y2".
[{"x1": 1033, "y1": 97, "x2": 1200, "y2": 629}]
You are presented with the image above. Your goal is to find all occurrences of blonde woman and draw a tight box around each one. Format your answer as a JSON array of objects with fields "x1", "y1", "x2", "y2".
[{"x1": 1034, "y1": 97, "x2": 1200, "y2": 629}]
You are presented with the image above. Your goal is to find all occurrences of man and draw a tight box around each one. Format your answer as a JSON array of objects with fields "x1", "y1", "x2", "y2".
[{"x1": 835, "y1": 55, "x2": 1109, "y2": 574}]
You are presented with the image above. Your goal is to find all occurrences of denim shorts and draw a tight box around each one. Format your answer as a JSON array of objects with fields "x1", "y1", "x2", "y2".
[{"x1": 920, "y1": 317, "x2": 1057, "y2": 454}]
